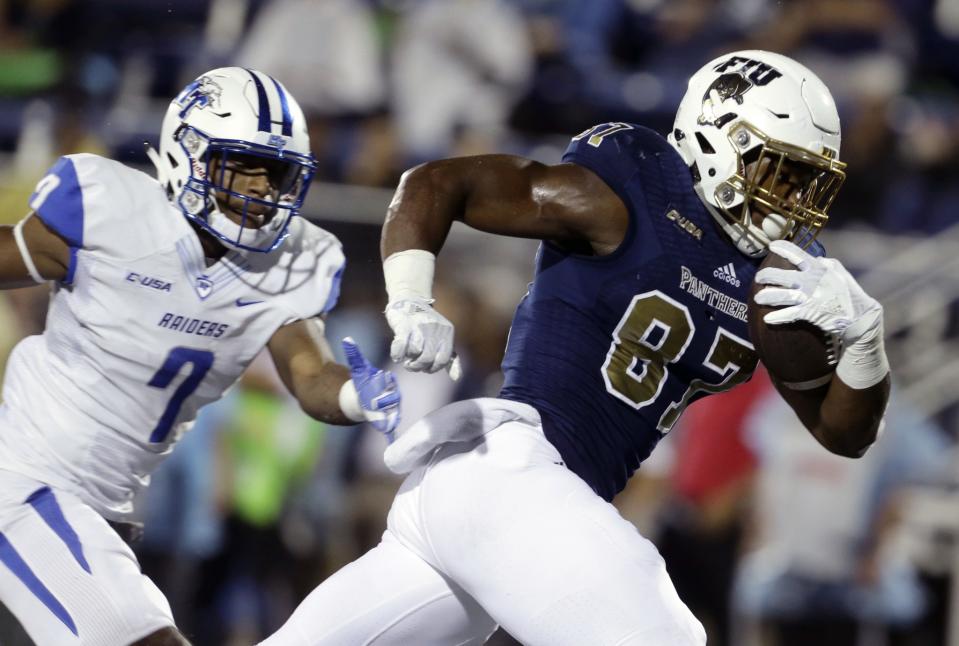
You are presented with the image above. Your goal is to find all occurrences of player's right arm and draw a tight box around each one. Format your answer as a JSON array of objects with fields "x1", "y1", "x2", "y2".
[
  {"x1": 382, "y1": 155, "x2": 629, "y2": 258},
  {"x1": 0, "y1": 212, "x2": 70, "y2": 287},
  {"x1": 381, "y1": 154, "x2": 629, "y2": 372}
]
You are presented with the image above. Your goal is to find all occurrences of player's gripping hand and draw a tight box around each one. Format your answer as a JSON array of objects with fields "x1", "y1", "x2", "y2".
[
  {"x1": 342, "y1": 337, "x2": 401, "y2": 440},
  {"x1": 753, "y1": 240, "x2": 881, "y2": 337},
  {"x1": 753, "y1": 240, "x2": 887, "y2": 389},
  {"x1": 385, "y1": 297, "x2": 458, "y2": 375}
]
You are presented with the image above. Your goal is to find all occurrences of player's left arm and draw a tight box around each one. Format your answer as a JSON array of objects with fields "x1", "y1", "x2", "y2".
[
  {"x1": 267, "y1": 319, "x2": 400, "y2": 439},
  {"x1": 755, "y1": 240, "x2": 890, "y2": 457}
]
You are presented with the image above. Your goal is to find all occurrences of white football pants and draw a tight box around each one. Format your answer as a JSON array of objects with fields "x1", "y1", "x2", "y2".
[
  {"x1": 262, "y1": 399, "x2": 705, "y2": 646},
  {"x1": 0, "y1": 469, "x2": 174, "y2": 645}
]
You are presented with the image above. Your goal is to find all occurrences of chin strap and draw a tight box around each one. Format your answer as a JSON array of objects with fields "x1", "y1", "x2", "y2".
[
  {"x1": 203, "y1": 203, "x2": 289, "y2": 253},
  {"x1": 702, "y1": 199, "x2": 767, "y2": 257}
]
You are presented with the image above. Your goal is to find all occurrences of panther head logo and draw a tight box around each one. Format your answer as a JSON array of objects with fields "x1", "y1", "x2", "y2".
[
  {"x1": 697, "y1": 72, "x2": 755, "y2": 127},
  {"x1": 705, "y1": 73, "x2": 754, "y2": 106},
  {"x1": 696, "y1": 56, "x2": 784, "y2": 127}
]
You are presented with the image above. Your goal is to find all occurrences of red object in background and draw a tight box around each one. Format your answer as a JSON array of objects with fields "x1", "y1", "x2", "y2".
[{"x1": 672, "y1": 366, "x2": 774, "y2": 506}]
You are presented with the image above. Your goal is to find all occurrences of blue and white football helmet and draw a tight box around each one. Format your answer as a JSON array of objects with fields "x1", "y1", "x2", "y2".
[{"x1": 149, "y1": 67, "x2": 317, "y2": 253}]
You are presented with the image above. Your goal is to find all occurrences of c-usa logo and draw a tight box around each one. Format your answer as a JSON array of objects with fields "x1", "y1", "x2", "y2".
[{"x1": 177, "y1": 76, "x2": 224, "y2": 119}]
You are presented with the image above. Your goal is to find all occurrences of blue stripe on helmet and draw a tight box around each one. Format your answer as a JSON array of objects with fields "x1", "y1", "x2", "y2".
[
  {"x1": 0, "y1": 532, "x2": 78, "y2": 635},
  {"x1": 244, "y1": 69, "x2": 272, "y2": 133},
  {"x1": 269, "y1": 76, "x2": 293, "y2": 137},
  {"x1": 26, "y1": 487, "x2": 91, "y2": 574}
]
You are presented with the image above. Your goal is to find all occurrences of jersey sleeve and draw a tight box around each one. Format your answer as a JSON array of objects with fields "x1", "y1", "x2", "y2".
[
  {"x1": 562, "y1": 122, "x2": 644, "y2": 194},
  {"x1": 28, "y1": 154, "x2": 138, "y2": 284},
  {"x1": 318, "y1": 249, "x2": 345, "y2": 316},
  {"x1": 280, "y1": 221, "x2": 347, "y2": 324},
  {"x1": 561, "y1": 122, "x2": 674, "y2": 254}
]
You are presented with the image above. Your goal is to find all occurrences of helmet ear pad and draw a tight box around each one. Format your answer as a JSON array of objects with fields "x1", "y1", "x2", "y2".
[{"x1": 152, "y1": 67, "x2": 317, "y2": 253}]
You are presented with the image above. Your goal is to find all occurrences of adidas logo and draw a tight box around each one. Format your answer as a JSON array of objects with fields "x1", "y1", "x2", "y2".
[{"x1": 713, "y1": 262, "x2": 741, "y2": 287}]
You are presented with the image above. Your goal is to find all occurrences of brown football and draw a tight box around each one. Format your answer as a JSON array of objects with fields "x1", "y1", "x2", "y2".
[{"x1": 748, "y1": 252, "x2": 837, "y2": 388}]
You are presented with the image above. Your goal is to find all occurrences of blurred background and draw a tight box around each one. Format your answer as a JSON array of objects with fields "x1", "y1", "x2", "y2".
[{"x1": 0, "y1": 0, "x2": 956, "y2": 644}]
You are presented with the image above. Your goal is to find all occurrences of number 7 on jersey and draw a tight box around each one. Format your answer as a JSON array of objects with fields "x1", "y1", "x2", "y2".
[{"x1": 147, "y1": 347, "x2": 214, "y2": 443}]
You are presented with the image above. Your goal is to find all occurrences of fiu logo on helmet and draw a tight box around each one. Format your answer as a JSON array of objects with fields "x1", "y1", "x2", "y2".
[
  {"x1": 697, "y1": 56, "x2": 783, "y2": 127},
  {"x1": 712, "y1": 56, "x2": 783, "y2": 88},
  {"x1": 176, "y1": 76, "x2": 224, "y2": 119},
  {"x1": 126, "y1": 272, "x2": 173, "y2": 292}
]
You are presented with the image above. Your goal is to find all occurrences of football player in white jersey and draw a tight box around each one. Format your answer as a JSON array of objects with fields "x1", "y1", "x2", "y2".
[{"x1": 0, "y1": 67, "x2": 400, "y2": 646}]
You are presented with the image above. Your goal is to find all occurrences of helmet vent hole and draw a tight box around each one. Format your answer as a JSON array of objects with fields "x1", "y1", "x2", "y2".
[
  {"x1": 695, "y1": 132, "x2": 715, "y2": 155},
  {"x1": 166, "y1": 153, "x2": 179, "y2": 169},
  {"x1": 708, "y1": 168, "x2": 716, "y2": 177},
  {"x1": 714, "y1": 113, "x2": 737, "y2": 129}
]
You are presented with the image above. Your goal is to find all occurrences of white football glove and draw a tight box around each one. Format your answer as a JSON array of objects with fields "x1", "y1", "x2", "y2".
[
  {"x1": 385, "y1": 297, "x2": 459, "y2": 375},
  {"x1": 754, "y1": 240, "x2": 888, "y2": 389}
]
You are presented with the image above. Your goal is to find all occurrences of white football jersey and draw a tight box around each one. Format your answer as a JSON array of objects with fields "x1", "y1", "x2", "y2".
[{"x1": 0, "y1": 154, "x2": 345, "y2": 520}]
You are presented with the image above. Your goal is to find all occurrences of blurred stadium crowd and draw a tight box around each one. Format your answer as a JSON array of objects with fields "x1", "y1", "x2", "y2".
[{"x1": 0, "y1": 0, "x2": 957, "y2": 645}]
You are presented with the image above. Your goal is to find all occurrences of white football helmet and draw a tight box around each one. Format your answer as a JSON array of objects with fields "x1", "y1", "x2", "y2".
[
  {"x1": 148, "y1": 67, "x2": 317, "y2": 253},
  {"x1": 668, "y1": 50, "x2": 846, "y2": 257}
]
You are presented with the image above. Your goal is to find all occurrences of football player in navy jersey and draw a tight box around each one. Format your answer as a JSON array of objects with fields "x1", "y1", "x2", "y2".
[{"x1": 263, "y1": 50, "x2": 889, "y2": 646}]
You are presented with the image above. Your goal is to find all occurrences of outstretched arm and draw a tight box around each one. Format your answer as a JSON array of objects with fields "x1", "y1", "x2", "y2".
[
  {"x1": 267, "y1": 319, "x2": 400, "y2": 438},
  {"x1": 381, "y1": 155, "x2": 628, "y2": 373},
  {"x1": 0, "y1": 212, "x2": 70, "y2": 287},
  {"x1": 756, "y1": 240, "x2": 890, "y2": 457}
]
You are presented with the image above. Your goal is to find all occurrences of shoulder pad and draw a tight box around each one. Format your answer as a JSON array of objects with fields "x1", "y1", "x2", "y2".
[
  {"x1": 29, "y1": 154, "x2": 169, "y2": 282},
  {"x1": 249, "y1": 218, "x2": 346, "y2": 322},
  {"x1": 563, "y1": 122, "x2": 676, "y2": 192}
]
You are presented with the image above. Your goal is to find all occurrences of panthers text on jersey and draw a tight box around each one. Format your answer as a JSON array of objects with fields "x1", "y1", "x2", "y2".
[
  {"x1": 0, "y1": 153, "x2": 344, "y2": 520},
  {"x1": 500, "y1": 122, "x2": 824, "y2": 501}
]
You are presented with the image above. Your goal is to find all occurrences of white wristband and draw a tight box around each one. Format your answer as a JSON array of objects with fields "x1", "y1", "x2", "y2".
[
  {"x1": 836, "y1": 314, "x2": 889, "y2": 390},
  {"x1": 338, "y1": 379, "x2": 366, "y2": 423},
  {"x1": 383, "y1": 249, "x2": 435, "y2": 303}
]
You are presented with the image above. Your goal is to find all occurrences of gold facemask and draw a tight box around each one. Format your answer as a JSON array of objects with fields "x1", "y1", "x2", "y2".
[{"x1": 719, "y1": 121, "x2": 846, "y2": 248}]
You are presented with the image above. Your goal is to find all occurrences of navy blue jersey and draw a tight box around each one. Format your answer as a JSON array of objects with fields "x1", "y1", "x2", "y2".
[{"x1": 500, "y1": 122, "x2": 823, "y2": 500}]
